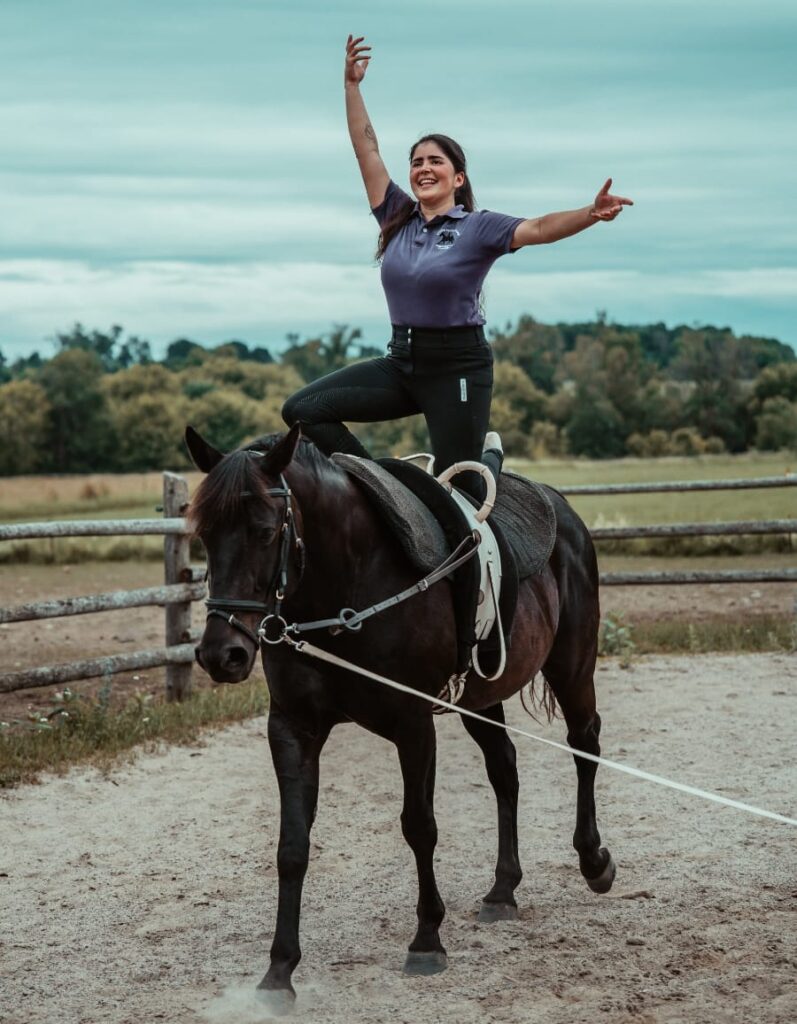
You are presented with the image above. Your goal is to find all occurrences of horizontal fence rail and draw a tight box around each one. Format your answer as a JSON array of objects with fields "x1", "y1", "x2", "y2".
[
  {"x1": 591, "y1": 519, "x2": 797, "y2": 540},
  {"x1": 0, "y1": 582, "x2": 206, "y2": 625},
  {"x1": 0, "y1": 644, "x2": 197, "y2": 695},
  {"x1": 0, "y1": 518, "x2": 186, "y2": 540},
  {"x1": 602, "y1": 568, "x2": 797, "y2": 586},
  {"x1": 558, "y1": 474, "x2": 797, "y2": 496}
]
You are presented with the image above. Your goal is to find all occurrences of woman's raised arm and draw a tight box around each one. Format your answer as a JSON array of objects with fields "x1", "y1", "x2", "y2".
[
  {"x1": 511, "y1": 178, "x2": 633, "y2": 248},
  {"x1": 344, "y1": 34, "x2": 390, "y2": 208}
]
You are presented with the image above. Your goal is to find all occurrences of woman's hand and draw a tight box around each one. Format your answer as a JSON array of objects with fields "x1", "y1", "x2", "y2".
[
  {"x1": 345, "y1": 34, "x2": 371, "y2": 86},
  {"x1": 590, "y1": 178, "x2": 633, "y2": 221}
]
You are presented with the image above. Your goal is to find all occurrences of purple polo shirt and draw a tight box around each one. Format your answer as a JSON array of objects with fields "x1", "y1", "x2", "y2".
[{"x1": 371, "y1": 179, "x2": 524, "y2": 328}]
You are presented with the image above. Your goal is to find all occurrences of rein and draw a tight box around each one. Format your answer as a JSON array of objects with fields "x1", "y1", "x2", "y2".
[{"x1": 203, "y1": 472, "x2": 481, "y2": 648}]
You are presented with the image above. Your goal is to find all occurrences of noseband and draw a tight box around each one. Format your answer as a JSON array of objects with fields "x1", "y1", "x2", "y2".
[{"x1": 204, "y1": 473, "x2": 305, "y2": 647}]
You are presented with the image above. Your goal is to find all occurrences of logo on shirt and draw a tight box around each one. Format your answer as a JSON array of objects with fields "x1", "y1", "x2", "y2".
[{"x1": 435, "y1": 227, "x2": 460, "y2": 251}]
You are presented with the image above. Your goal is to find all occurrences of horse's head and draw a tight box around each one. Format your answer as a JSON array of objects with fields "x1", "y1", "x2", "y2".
[{"x1": 186, "y1": 424, "x2": 303, "y2": 683}]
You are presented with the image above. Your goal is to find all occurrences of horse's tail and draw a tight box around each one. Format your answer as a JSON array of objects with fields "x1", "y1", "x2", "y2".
[{"x1": 519, "y1": 673, "x2": 558, "y2": 723}]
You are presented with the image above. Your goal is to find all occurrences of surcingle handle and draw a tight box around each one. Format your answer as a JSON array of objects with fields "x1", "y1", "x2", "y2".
[{"x1": 436, "y1": 460, "x2": 497, "y2": 523}]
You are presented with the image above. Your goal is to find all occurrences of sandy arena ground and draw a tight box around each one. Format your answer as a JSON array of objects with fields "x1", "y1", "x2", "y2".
[{"x1": 1, "y1": 651, "x2": 795, "y2": 1024}]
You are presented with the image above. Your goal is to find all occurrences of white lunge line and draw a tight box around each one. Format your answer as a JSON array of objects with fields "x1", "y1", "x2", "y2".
[{"x1": 290, "y1": 640, "x2": 797, "y2": 828}]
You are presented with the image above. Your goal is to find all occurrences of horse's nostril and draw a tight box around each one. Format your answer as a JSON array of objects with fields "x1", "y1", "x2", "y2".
[{"x1": 226, "y1": 646, "x2": 250, "y2": 668}]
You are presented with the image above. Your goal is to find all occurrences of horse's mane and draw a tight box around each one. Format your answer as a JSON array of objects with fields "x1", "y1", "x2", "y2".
[{"x1": 187, "y1": 433, "x2": 341, "y2": 536}]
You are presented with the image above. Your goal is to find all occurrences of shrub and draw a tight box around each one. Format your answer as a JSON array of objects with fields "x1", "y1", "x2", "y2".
[
  {"x1": 669, "y1": 426, "x2": 706, "y2": 455},
  {"x1": 755, "y1": 397, "x2": 797, "y2": 451},
  {"x1": 626, "y1": 429, "x2": 670, "y2": 457},
  {"x1": 526, "y1": 421, "x2": 568, "y2": 458}
]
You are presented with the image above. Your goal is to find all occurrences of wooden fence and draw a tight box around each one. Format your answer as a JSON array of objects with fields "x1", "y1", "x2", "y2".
[
  {"x1": 0, "y1": 472, "x2": 202, "y2": 700},
  {"x1": 0, "y1": 471, "x2": 795, "y2": 697},
  {"x1": 558, "y1": 474, "x2": 797, "y2": 586}
]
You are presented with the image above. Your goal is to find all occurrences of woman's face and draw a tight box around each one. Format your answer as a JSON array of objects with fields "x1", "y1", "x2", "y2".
[{"x1": 409, "y1": 142, "x2": 465, "y2": 208}]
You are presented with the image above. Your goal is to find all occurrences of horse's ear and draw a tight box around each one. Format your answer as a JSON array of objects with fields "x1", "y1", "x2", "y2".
[
  {"x1": 184, "y1": 425, "x2": 225, "y2": 473},
  {"x1": 261, "y1": 424, "x2": 302, "y2": 477}
]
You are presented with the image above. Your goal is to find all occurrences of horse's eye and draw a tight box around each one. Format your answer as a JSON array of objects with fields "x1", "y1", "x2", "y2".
[{"x1": 260, "y1": 525, "x2": 278, "y2": 544}]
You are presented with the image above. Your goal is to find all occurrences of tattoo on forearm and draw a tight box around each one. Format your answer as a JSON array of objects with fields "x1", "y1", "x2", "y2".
[{"x1": 364, "y1": 122, "x2": 377, "y2": 148}]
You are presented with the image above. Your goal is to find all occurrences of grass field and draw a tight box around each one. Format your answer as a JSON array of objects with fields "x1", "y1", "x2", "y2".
[{"x1": 509, "y1": 450, "x2": 797, "y2": 525}]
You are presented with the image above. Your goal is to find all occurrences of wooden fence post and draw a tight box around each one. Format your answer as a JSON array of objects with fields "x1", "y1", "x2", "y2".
[{"x1": 163, "y1": 472, "x2": 193, "y2": 701}]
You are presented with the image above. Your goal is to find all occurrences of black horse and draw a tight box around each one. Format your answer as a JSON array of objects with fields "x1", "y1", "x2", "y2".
[{"x1": 186, "y1": 424, "x2": 615, "y2": 1007}]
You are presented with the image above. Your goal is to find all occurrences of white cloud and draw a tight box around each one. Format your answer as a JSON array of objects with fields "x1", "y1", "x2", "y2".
[{"x1": 1, "y1": 259, "x2": 794, "y2": 358}]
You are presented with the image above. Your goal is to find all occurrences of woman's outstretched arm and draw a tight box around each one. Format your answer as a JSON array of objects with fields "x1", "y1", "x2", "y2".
[
  {"x1": 511, "y1": 178, "x2": 633, "y2": 248},
  {"x1": 345, "y1": 34, "x2": 390, "y2": 208}
]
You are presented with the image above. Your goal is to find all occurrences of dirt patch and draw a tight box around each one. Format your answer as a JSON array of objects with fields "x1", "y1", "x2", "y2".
[{"x1": 1, "y1": 653, "x2": 795, "y2": 1024}]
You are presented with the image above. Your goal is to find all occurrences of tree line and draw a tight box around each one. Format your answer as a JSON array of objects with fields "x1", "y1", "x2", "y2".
[{"x1": 0, "y1": 316, "x2": 795, "y2": 475}]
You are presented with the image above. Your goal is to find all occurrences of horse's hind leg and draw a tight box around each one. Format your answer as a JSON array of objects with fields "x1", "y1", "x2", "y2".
[
  {"x1": 461, "y1": 702, "x2": 522, "y2": 921},
  {"x1": 542, "y1": 650, "x2": 616, "y2": 894},
  {"x1": 396, "y1": 717, "x2": 447, "y2": 975},
  {"x1": 258, "y1": 707, "x2": 330, "y2": 1007}
]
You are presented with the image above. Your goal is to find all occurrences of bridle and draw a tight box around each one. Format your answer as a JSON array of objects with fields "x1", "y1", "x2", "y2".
[{"x1": 204, "y1": 473, "x2": 305, "y2": 647}]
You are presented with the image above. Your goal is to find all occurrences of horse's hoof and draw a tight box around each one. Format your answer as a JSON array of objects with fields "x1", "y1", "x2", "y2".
[
  {"x1": 585, "y1": 849, "x2": 616, "y2": 894},
  {"x1": 478, "y1": 901, "x2": 518, "y2": 923},
  {"x1": 255, "y1": 985, "x2": 296, "y2": 1016},
  {"x1": 403, "y1": 950, "x2": 448, "y2": 976}
]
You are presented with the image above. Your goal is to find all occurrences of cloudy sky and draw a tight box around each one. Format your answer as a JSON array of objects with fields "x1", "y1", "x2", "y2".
[{"x1": 1, "y1": 0, "x2": 795, "y2": 360}]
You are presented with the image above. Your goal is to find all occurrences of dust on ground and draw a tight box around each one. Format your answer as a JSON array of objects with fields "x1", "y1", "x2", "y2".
[{"x1": 1, "y1": 652, "x2": 795, "y2": 1024}]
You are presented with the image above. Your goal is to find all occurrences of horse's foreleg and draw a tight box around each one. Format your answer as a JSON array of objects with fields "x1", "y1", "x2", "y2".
[
  {"x1": 396, "y1": 717, "x2": 447, "y2": 975},
  {"x1": 461, "y1": 702, "x2": 522, "y2": 921},
  {"x1": 544, "y1": 662, "x2": 616, "y2": 894},
  {"x1": 258, "y1": 707, "x2": 329, "y2": 1004}
]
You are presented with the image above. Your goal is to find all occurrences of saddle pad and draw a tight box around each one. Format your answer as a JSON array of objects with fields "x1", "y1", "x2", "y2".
[
  {"x1": 491, "y1": 472, "x2": 557, "y2": 580},
  {"x1": 333, "y1": 454, "x2": 556, "y2": 584},
  {"x1": 331, "y1": 453, "x2": 450, "y2": 574}
]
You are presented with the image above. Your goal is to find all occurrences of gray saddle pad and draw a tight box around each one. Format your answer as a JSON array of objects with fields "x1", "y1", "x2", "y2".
[
  {"x1": 332, "y1": 455, "x2": 556, "y2": 580},
  {"x1": 492, "y1": 471, "x2": 557, "y2": 578}
]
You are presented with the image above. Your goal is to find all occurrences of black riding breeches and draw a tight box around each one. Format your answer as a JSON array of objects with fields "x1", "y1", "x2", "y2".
[{"x1": 282, "y1": 326, "x2": 497, "y2": 500}]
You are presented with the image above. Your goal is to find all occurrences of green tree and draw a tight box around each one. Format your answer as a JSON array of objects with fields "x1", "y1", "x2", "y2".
[
  {"x1": 164, "y1": 338, "x2": 207, "y2": 370},
  {"x1": 671, "y1": 329, "x2": 749, "y2": 450},
  {"x1": 180, "y1": 358, "x2": 301, "y2": 402},
  {"x1": 213, "y1": 339, "x2": 274, "y2": 364},
  {"x1": 490, "y1": 316, "x2": 565, "y2": 393},
  {"x1": 103, "y1": 363, "x2": 180, "y2": 403},
  {"x1": 749, "y1": 363, "x2": 797, "y2": 411},
  {"x1": 0, "y1": 379, "x2": 51, "y2": 473},
  {"x1": 110, "y1": 394, "x2": 189, "y2": 471},
  {"x1": 186, "y1": 389, "x2": 264, "y2": 452},
  {"x1": 281, "y1": 324, "x2": 379, "y2": 382},
  {"x1": 38, "y1": 349, "x2": 116, "y2": 471},
  {"x1": 558, "y1": 337, "x2": 627, "y2": 457},
  {"x1": 565, "y1": 395, "x2": 625, "y2": 458},
  {"x1": 54, "y1": 323, "x2": 151, "y2": 373},
  {"x1": 754, "y1": 397, "x2": 797, "y2": 451},
  {"x1": 490, "y1": 362, "x2": 548, "y2": 453}
]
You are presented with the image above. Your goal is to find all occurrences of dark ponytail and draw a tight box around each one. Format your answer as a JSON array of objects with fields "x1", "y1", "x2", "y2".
[{"x1": 376, "y1": 134, "x2": 476, "y2": 261}]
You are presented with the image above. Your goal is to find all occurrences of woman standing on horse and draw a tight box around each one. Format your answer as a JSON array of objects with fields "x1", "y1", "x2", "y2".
[{"x1": 282, "y1": 34, "x2": 632, "y2": 498}]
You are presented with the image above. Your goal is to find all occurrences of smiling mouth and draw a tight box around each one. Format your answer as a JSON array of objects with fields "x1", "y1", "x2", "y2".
[{"x1": 418, "y1": 178, "x2": 437, "y2": 187}]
